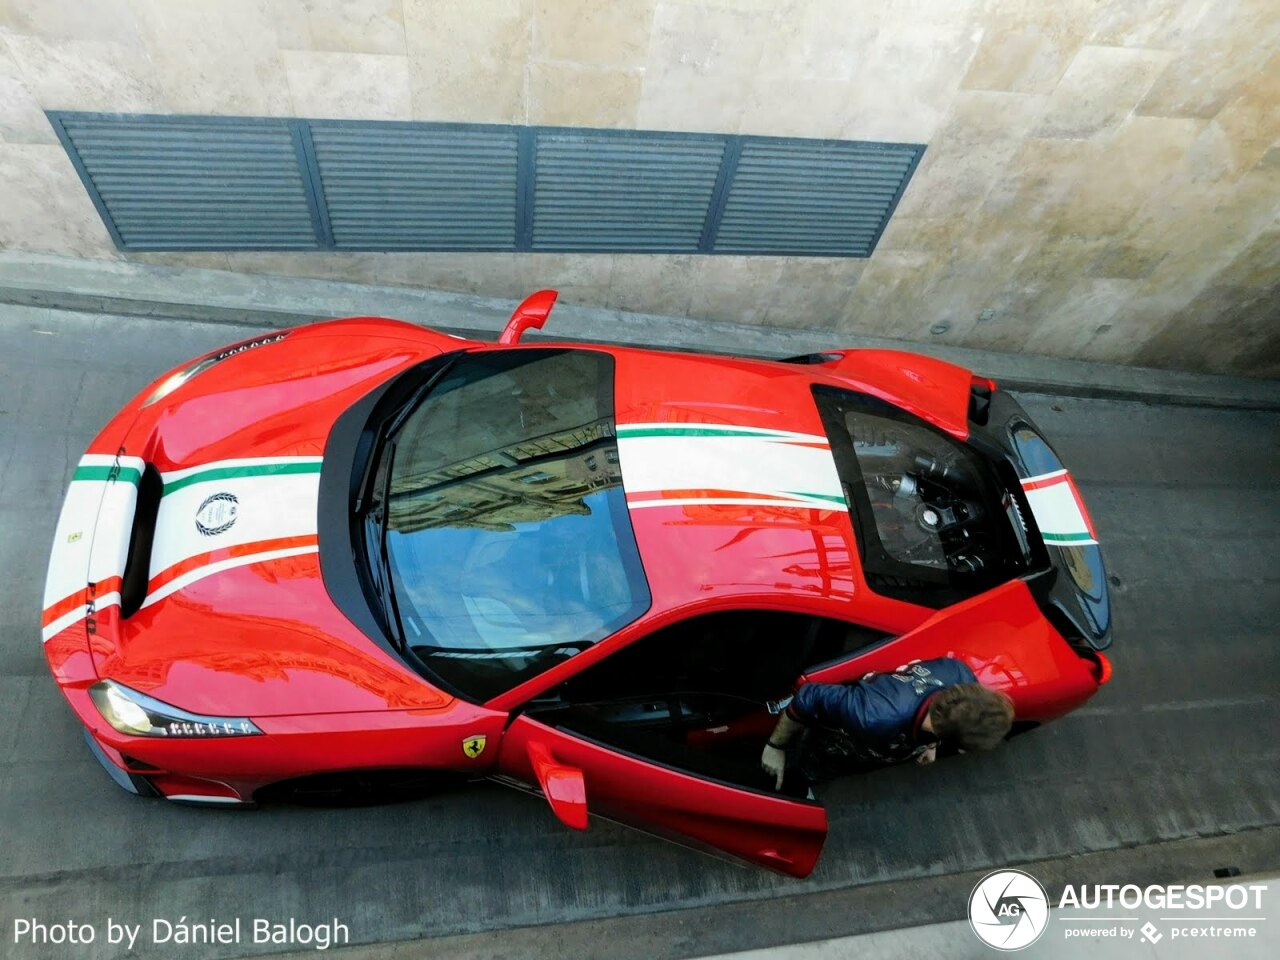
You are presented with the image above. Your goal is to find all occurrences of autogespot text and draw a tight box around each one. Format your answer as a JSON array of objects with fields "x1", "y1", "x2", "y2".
[{"x1": 1058, "y1": 882, "x2": 1267, "y2": 910}]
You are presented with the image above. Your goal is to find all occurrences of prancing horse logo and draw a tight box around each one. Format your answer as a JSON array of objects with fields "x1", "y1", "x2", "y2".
[
  {"x1": 195, "y1": 492, "x2": 239, "y2": 536},
  {"x1": 462, "y1": 735, "x2": 487, "y2": 759}
]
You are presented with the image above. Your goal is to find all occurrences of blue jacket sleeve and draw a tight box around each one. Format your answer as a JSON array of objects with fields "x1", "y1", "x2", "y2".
[
  {"x1": 789, "y1": 682, "x2": 870, "y2": 731},
  {"x1": 926, "y1": 657, "x2": 977, "y2": 686}
]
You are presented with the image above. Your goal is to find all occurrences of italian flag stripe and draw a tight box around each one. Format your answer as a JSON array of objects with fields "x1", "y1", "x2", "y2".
[
  {"x1": 617, "y1": 423, "x2": 828, "y2": 444},
  {"x1": 616, "y1": 426, "x2": 846, "y2": 515},
  {"x1": 163, "y1": 459, "x2": 323, "y2": 495},
  {"x1": 782, "y1": 490, "x2": 847, "y2": 506},
  {"x1": 1020, "y1": 470, "x2": 1099, "y2": 546},
  {"x1": 71, "y1": 464, "x2": 143, "y2": 485},
  {"x1": 43, "y1": 454, "x2": 323, "y2": 641}
]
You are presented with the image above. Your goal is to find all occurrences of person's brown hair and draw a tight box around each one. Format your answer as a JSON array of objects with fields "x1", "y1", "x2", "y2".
[{"x1": 928, "y1": 684, "x2": 1014, "y2": 751}]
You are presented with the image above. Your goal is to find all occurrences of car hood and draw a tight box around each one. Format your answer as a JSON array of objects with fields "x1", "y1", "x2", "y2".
[{"x1": 76, "y1": 319, "x2": 462, "y2": 717}]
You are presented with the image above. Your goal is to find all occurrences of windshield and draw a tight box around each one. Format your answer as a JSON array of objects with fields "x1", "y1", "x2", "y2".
[{"x1": 367, "y1": 348, "x2": 649, "y2": 702}]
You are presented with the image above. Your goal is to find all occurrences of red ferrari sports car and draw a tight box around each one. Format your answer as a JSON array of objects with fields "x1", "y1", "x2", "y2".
[{"x1": 42, "y1": 292, "x2": 1111, "y2": 878}]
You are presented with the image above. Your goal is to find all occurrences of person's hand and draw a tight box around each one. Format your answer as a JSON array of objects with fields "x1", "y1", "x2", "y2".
[
  {"x1": 916, "y1": 743, "x2": 938, "y2": 765},
  {"x1": 761, "y1": 744, "x2": 787, "y2": 790}
]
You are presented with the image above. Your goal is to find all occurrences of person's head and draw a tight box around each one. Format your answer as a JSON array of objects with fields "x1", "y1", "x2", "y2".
[{"x1": 928, "y1": 683, "x2": 1014, "y2": 751}]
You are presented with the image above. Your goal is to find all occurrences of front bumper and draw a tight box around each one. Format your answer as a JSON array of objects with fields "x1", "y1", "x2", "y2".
[
  {"x1": 82, "y1": 727, "x2": 158, "y2": 797},
  {"x1": 80, "y1": 725, "x2": 252, "y2": 805}
]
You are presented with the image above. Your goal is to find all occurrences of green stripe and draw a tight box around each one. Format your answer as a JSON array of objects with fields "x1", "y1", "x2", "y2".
[
  {"x1": 163, "y1": 461, "x2": 322, "y2": 495},
  {"x1": 782, "y1": 490, "x2": 847, "y2": 506},
  {"x1": 618, "y1": 426, "x2": 796, "y2": 439},
  {"x1": 1042, "y1": 531, "x2": 1096, "y2": 543},
  {"x1": 71, "y1": 465, "x2": 142, "y2": 486}
]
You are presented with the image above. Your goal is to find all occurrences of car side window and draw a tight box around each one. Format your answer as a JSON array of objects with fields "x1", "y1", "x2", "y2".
[{"x1": 523, "y1": 610, "x2": 889, "y2": 795}]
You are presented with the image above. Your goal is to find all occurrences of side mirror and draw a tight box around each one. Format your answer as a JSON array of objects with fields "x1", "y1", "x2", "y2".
[
  {"x1": 499, "y1": 289, "x2": 558, "y2": 345},
  {"x1": 526, "y1": 740, "x2": 588, "y2": 830}
]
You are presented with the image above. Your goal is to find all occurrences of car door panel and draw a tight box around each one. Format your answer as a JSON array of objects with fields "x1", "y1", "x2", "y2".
[
  {"x1": 802, "y1": 579, "x2": 1098, "y2": 721},
  {"x1": 497, "y1": 713, "x2": 827, "y2": 877}
]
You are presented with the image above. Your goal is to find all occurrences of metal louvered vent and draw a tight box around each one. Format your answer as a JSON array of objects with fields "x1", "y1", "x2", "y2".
[
  {"x1": 715, "y1": 140, "x2": 921, "y2": 256},
  {"x1": 50, "y1": 112, "x2": 923, "y2": 256},
  {"x1": 309, "y1": 122, "x2": 518, "y2": 250},
  {"x1": 532, "y1": 130, "x2": 725, "y2": 252},
  {"x1": 53, "y1": 115, "x2": 318, "y2": 250}
]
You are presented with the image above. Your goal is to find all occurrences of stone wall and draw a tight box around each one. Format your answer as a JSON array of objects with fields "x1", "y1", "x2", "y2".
[{"x1": 0, "y1": 0, "x2": 1276, "y2": 375}]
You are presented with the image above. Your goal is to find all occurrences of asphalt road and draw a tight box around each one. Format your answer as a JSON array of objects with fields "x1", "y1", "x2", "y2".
[{"x1": 2, "y1": 303, "x2": 1278, "y2": 960}]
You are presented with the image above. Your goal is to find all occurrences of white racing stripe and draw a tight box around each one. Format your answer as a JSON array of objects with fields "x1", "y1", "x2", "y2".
[
  {"x1": 1021, "y1": 471, "x2": 1098, "y2": 546},
  {"x1": 149, "y1": 467, "x2": 321, "y2": 581},
  {"x1": 42, "y1": 455, "x2": 322, "y2": 643},
  {"x1": 617, "y1": 433, "x2": 846, "y2": 511},
  {"x1": 43, "y1": 455, "x2": 145, "y2": 613},
  {"x1": 87, "y1": 479, "x2": 139, "y2": 587}
]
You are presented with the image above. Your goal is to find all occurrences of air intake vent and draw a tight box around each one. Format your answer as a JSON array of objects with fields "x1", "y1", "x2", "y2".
[
  {"x1": 969, "y1": 382, "x2": 993, "y2": 425},
  {"x1": 120, "y1": 464, "x2": 163, "y2": 618},
  {"x1": 532, "y1": 130, "x2": 725, "y2": 252},
  {"x1": 715, "y1": 140, "x2": 919, "y2": 256},
  {"x1": 309, "y1": 121, "x2": 519, "y2": 250},
  {"x1": 54, "y1": 115, "x2": 318, "y2": 250},
  {"x1": 50, "y1": 112, "x2": 924, "y2": 256}
]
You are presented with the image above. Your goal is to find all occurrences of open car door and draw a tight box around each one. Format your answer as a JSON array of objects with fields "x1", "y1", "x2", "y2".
[{"x1": 495, "y1": 709, "x2": 827, "y2": 878}]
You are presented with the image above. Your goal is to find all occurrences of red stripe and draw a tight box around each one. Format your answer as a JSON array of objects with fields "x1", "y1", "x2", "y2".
[
  {"x1": 626, "y1": 488, "x2": 800, "y2": 503},
  {"x1": 1020, "y1": 470, "x2": 1069, "y2": 492},
  {"x1": 145, "y1": 534, "x2": 319, "y2": 596},
  {"x1": 42, "y1": 576, "x2": 123, "y2": 627}
]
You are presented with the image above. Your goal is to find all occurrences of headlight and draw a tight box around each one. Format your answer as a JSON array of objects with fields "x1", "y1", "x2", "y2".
[
  {"x1": 89, "y1": 680, "x2": 262, "y2": 738},
  {"x1": 143, "y1": 332, "x2": 289, "y2": 407}
]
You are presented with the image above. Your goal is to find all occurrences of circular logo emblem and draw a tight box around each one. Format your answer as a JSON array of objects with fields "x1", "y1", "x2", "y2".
[
  {"x1": 968, "y1": 869, "x2": 1050, "y2": 951},
  {"x1": 195, "y1": 492, "x2": 239, "y2": 536}
]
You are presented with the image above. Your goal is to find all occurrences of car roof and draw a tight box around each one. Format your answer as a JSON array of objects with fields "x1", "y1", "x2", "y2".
[{"x1": 604, "y1": 344, "x2": 924, "y2": 634}]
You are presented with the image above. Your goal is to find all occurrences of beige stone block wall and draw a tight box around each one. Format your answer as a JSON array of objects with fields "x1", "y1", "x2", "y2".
[{"x1": 0, "y1": 0, "x2": 1276, "y2": 376}]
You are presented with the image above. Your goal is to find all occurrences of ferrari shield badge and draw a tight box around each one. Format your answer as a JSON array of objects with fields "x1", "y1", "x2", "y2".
[{"x1": 462, "y1": 734, "x2": 487, "y2": 759}]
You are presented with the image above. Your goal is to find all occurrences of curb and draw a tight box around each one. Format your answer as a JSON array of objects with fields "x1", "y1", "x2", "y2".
[{"x1": 2, "y1": 252, "x2": 1277, "y2": 412}]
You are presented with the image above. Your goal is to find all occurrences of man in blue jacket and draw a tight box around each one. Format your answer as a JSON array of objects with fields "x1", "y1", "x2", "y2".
[{"x1": 760, "y1": 658, "x2": 1014, "y2": 789}]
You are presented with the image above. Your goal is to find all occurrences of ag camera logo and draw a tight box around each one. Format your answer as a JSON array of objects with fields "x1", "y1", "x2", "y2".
[{"x1": 969, "y1": 869, "x2": 1050, "y2": 951}]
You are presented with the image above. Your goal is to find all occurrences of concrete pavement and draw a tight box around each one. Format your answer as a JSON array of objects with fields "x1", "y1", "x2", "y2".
[
  {"x1": 692, "y1": 879, "x2": 1279, "y2": 960},
  {"x1": 256, "y1": 836, "x2": 1280, "y2": 960}
]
